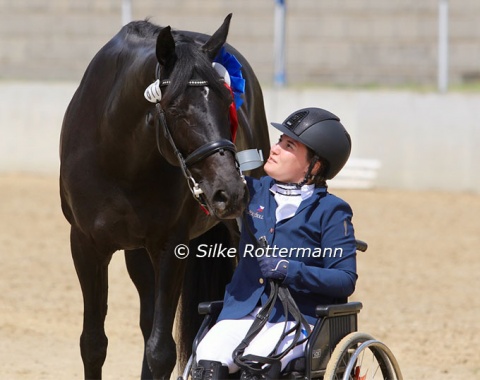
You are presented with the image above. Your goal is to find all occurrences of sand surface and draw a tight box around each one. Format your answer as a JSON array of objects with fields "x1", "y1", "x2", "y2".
[{"x1": 1, "y1": 174, "x2": 479, "y2": 379}]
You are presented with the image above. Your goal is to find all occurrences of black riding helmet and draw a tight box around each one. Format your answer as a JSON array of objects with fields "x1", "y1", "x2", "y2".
[{"x1": 271, "y1": 107, "x2": 351, "y2": 179}]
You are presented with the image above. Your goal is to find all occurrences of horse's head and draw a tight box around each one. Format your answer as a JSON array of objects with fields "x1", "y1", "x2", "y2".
[{"x1": 152, "y1": 14, "x2": 248, "y2": 219}]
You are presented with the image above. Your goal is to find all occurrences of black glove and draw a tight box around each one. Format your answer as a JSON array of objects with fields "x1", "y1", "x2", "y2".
[{"x1": 257, "y1": 256, "x2": 289, "y2": 281}]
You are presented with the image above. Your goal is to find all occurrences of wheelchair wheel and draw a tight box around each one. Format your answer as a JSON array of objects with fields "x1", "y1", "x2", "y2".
[{"x1": 323, "y1": 332, "x2": 403, "y2": 380}]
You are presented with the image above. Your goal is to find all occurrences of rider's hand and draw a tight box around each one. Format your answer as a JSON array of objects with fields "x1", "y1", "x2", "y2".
[{"x1": 257, "y1": 256, "x2": 289, "y2": 281}]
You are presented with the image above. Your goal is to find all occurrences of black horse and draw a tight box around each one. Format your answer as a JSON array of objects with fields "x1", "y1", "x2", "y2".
[{"x1": 59, "y1": 14, "x2": 270, "y2": 379}]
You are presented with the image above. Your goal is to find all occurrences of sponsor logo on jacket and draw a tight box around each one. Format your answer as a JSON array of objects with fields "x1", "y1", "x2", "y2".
[{"x1": 247, "y1": 205, "x2": 264, "y2": 219}]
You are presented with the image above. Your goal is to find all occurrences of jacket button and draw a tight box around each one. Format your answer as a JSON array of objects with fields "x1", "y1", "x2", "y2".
[
  {"x1": 259, "y1": 278, "x2": 264, "y2": 284},
  {"x1": 269, "y1": 228, "x2": 274, "y2": 233}
]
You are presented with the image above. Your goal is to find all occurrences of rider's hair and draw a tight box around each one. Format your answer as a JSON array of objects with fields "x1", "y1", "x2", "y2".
[{"x1": 306, "y1": 148, "x2": 329, "y2": 187}]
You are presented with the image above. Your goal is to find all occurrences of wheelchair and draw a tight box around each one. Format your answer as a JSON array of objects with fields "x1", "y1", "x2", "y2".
[{"x1": 178, "y1": 241, "x2": 403, "y2": 380}]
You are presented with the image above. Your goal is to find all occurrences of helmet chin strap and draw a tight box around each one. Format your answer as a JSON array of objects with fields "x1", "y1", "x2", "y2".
[{"x1": 277, "y1": 155, "x2": 319, "y2": 188}]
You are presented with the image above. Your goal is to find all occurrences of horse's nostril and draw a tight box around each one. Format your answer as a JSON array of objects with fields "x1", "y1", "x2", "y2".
[{"x1": 213, "y1": 190, "x2": 229, "y2": 207}]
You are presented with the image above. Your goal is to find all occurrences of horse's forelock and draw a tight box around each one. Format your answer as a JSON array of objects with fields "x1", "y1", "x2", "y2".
[{"x1": 162, "y1": 37, "x2": 229, "y2": 106}]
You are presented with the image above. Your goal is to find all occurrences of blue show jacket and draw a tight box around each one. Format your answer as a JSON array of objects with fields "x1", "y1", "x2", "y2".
[{"x1": 217, "y1": 176, "x2": 358, "y2": 325}]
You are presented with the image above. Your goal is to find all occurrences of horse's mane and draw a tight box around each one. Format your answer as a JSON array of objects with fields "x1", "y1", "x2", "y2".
[{"x1": 124, "y1": 19, "x2": 161, "y2": 39}]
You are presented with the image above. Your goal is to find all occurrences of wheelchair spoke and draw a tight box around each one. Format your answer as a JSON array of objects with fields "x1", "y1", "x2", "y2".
[{"x1": 324, "y1": 332, "x2": 402, "y2": 380}]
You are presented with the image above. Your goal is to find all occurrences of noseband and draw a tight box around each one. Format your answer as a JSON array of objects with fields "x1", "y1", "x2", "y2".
[{"x1": 149, "y1": 73, "x2": 241, "y2": 213}]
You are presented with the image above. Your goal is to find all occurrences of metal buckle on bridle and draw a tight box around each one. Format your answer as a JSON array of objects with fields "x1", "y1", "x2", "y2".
[
  {"x1": 155, "y1": 103, "x2": 208, "y2": 201},
  {"x1": 188, "y1": 175, "x2": 204, "y2": 198}
]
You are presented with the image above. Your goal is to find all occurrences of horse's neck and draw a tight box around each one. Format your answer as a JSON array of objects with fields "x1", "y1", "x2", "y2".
[
  {"x1": 107, "y1": 52, "x2": 156, "y2": 123},
  {"x1": 100, "y1": 55, "x2": 162, "y2": 178}
]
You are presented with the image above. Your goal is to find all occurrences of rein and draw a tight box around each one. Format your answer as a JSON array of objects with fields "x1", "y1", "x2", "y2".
[
  {"x1": 232, "y1": 221, "x2": 312, "y2": 377},
  {"x1": 232, "y1": 279, "x2": 312, "y2": 377}
]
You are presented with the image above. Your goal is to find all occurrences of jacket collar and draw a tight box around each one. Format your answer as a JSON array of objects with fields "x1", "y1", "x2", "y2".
[
  {"x1": 294, "y1": 186, "x2": 328, "y2": 215},
  {"x1": 265, "y1": 177, "x2": 328, "y2": 219}
]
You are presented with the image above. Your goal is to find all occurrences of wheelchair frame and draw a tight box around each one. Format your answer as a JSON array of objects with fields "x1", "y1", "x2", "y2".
[{"x1": 179, "y1": 300, "x2": 402, "y2": 380}]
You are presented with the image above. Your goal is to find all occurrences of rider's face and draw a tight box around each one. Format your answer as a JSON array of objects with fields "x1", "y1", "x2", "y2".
[{"x1": 264, "y1": 134, "x2": 310, "y2": 184}]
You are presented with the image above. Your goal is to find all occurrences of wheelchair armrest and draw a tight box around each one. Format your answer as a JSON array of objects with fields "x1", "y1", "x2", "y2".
[
  {"x1": 355, "y1": 239, "x2": 368, "y2": 252},
  {"x1": 315, "y1": 301, "x2": 363, "y2": 318},
  {"x1": 198, "y1": 300, "x2": 224, "y2": 315},
  {"x1": 302, "y1": 302, "x2": 363, "y2": 377}
]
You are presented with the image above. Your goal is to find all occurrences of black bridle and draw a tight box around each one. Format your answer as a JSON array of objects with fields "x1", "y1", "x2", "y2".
[{"x1": 153, "y1": 76, "x2": 240, "y2": 212}]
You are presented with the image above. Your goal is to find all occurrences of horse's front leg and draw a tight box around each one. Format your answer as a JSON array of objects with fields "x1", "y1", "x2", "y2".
[
  {"x1": 125, "y1": 248, "x2": 155, "y2": 379},
  {"x1": 70, "y1": 225, "x2": 113, "y2": 379},
  {"x1": 146, "y1": 237, "x2": 187, "y2": 380}
]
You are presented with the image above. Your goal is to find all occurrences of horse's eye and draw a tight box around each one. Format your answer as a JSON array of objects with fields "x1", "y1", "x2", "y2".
[{"x1": 202, "y1": 87, "x2": 210, "y2": 98}]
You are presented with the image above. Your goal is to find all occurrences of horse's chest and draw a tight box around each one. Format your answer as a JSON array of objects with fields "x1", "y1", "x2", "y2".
[{"x1": 88, "y1": 189, "x2": 198, "y2": 248}]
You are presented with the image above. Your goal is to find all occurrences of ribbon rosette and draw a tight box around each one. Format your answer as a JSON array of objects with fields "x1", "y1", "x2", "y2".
[{"x1": 214, "y1": 47, "x2": 245, "y2": 110}]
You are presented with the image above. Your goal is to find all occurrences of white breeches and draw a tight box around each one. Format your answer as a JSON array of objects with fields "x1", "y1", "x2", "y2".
[{"x1": 195, "y1": 308, "x2": 310, "y2": 374}]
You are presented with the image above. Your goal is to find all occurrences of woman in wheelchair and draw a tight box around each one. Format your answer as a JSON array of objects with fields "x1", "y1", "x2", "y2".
[{"x1": 194, "y1": 107, "x2": 357, "y2": 380}]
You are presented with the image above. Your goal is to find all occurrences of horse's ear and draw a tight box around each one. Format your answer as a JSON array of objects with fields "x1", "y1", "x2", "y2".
[
  {"x1": 202, "y1": 13, "x2": 232, "y2": 60},
  {"x1": 156, "y1": 26, "x2": 176, "y2": 67}
]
